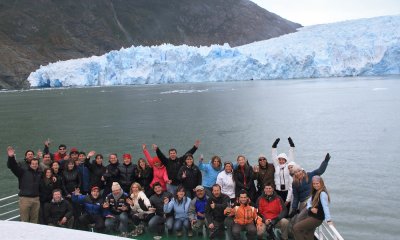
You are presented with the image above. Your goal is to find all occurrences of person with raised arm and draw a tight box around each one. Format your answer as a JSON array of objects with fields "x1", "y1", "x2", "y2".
[
  {"x1": 199, "y1": 155, "x2": 222, "y2": 197},
  {"x1": 289, "y1": 153, "x2": 331, "y2": 217},
  {"x1": 153, "y1": 140, "x2": 200, "y2": 194},
  {"x1": 271, "y1": 137, "x2": 294, "y2": 211},
  {"x1": 84, "y1": 152, "x2": 106, "y2": 192},
  {"x1": 7, "y1": 146, "x2": 42, "y2": 223},
  {"x1": 293, "y1": 176, "x2": 333, "y2": 240},
  {"x1": 143, "y1": 144, "x2": 169, "y2": 191},
  {"x1": 43, "y1": 139, "x2": 69, "y2": 162},
  {"x1": 253, "y1": 153, "x2": 275, "y2": 200}
]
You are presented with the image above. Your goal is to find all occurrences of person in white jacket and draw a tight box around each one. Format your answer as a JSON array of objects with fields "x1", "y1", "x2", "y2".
[
  {"x1": 272, "y1": 137, "x2": 294, "y2": 211},
  {"x1": 216, "y1": 161, "x2": 236, "y2": 201},
  {"x1": 126, "y1": 182, "x2": 152, "y2": 236}
]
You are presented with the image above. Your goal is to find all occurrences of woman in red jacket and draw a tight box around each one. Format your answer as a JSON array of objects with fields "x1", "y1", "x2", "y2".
[{"x1": 142, "y1": 144, "x2": 169, "y2": 191}]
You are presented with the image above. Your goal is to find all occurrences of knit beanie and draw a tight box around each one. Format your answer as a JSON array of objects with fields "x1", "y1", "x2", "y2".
[{"x1": 111, "y1": 182, "x2": 121, "y2": 191}]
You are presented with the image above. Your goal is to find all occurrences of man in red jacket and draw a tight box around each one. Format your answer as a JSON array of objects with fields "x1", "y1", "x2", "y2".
[{"x1": 256, "y1": 184, "x2": 289, "y2": 240}]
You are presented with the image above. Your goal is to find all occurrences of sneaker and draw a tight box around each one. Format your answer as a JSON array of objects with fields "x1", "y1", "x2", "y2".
[
  {"x1": 130, "y1": 229, "x2": 138, "y2": 237},
  {"x1": 176, "y1": 231, "x2": 183, "y2": 237},
  {"x1": 188, "y1": 230, "x2": 193, "y2": 237},
  {"x1": 119, "y1": 232, "x2": 129, "y2": 238}
]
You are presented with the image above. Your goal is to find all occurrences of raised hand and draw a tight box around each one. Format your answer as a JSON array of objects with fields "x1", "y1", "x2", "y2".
[
  {"x1": 194, "y1": 140, "x2": 201, "y2": 148},
  {"x1": 87, "y1": 151, "x2": 96, "y2": 158},
  {"x1": 182, "y1": 171, "x2": 187, "y2": 179},
  {"x1": 142, "y1": 144, "x2": 146, "y2": 150},
  {"x1": 325, "y1": 153, "x2": 331, "y2": 161},
  {"x1": 253, "y1": 165, "x2": 259, "y2": 173},
  {"x1": 288, "y1": 137, "x2": 295, "y2": 147},
  {"x1": 44, "y1": 138, "x2": 51, "y2": 147},
  {"x1": 7, "y1": 146, "x2": 15, "y2": 157},
  {"x1": 152, "y1": 144, "x2": 158, "y2": 151},
  {"x1": 163, "y1": 197, "x2": 169, "y2": 205},
  {"x1": 37, "y1": 149, "x2": 43, "y2": 159},
  {"x1": 272, "y1": 138, "x2": 280, "y2": 148}
]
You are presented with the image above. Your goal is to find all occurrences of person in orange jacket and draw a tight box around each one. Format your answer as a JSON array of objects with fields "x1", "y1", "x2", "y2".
[{"x1": 224, "y1": 189, "x2": 262, "y2": 240}]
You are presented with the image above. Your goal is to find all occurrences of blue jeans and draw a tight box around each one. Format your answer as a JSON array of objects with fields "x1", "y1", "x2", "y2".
[
  {"x1": 148, "y1": 215, "x2": 174, "y2": 234},
  {"x1": 173, "y1": 218, "x2": 190, "y2": 232},
  {"x1": 165, "y1": 216, "x2": 175, "y2": 231},
  {"x1": 105, "y1": 212, "x2": 129, "y2": 233}
]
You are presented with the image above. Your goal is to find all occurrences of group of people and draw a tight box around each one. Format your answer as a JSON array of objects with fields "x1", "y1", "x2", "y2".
[{"x1": 7, "y1": 137, "x2": 333, "y2": 240}]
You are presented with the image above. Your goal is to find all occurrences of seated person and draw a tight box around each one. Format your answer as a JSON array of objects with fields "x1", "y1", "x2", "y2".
[
  {"x1": 72, "y1": 186, "x2": 105, "y2": 232},
  {"x1": 256, "y1": 184, "x2": 289, "y2": 240},
  {"x1": 103, "y1": 182, "x2": 130, "y2": 236},
  {"x1": 44, "y1": 189, "x2": 74, "y2": 228}
]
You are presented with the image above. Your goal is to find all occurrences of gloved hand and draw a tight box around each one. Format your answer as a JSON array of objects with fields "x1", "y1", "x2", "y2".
[
  {"x1": 288, "y1": 137, "x2": 295, "y2": 147},
  {"x1": 138, "y1": 198, "x2": 149, "y2": 211},
  {"x1": 325, "y1": 153, "x2": 331, "y2": 162},
  {"x1": 272, "y1": 138, "x2": 280, "y2": 148}
]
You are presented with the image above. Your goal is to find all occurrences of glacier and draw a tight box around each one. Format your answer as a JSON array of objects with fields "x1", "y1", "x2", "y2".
[{"x1": 28, "y1": 15, "x2": 400, "y2": 88}]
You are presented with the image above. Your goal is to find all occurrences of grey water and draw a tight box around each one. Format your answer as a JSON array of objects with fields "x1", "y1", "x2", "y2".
[{"x1": 1, "y1": 76, "x2": 399, "y2": 240}]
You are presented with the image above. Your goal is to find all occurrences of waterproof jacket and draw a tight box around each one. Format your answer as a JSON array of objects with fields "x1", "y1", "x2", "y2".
[
  {"x1": 225, "y1": 202, "x2": 261, "y2": 226},
  {"x1": 103, "y1": 162, "x2": 120, "y2": 194},
  {"x1": 76, "y1": 164, "x2": 90, "y2": 193},
  {"x1": 44, "y1": 199, "x2": 73, "y2": 225},
  {"x1": 117, "y1": 162, "x2": 137, "y2": 190},
  {"x1": 233, "y1": 164, "x2": 256, "y2": 200},
  {"x1": 40, "y1": 177, "x2": 62, "y2": 203},
  {"x1": 216, "y1": 170, "x2": 236, "y2": 199},
  {"x1": 254, "y1": 162, "x2": 275, "y2": 190},
  {"x1": 7, "y1": 155, "x2": 41, "y2": 197},
  {"x1": 84, "y1": 158, "x2": 106, "y2": 190},
  {"x1": 62, "y1": 167, "x2": 81, "y2": 195},
  {"x1": 143, "y1": 149, "x2": 169, "y2": 191},
  {"x1": 199, "y1": 161, "x2": 222, "y2": 188},
  {"x1": 205, "y1": 193, "x2": 230, "y2": 224},
  {"x1": 72, "y1": 193, "x2": 105, "y2": 216},
  {"x1": 292, "y1": 157, "x2": 330, "y2": 210},
  {"x1": 135, "y1": 165, "x2": 153, "y2": 195},
  {"x1": 149, "y1": 191, "x2": 173, "y2": 217},
  {"x1": 156, "y1": 145, "x2": 198, "y2": 186},
  {"x1": 256, "y1": 192, "x2": 287, "y2": 225},
  {"x1": 188, "y1": 196, "x2": 208, "y2": 221},
  {"x1": 272, "y1": 147, "x2": 293, "y2": 202},
  {"x1": 177, "y1": 164, "x2": 202, "y2": 193},
  {"x1": 104, "y1": 192, "x2": 130, "y2": 216},
  {"x1": 164, "y1": 196, "x2": 191, "y2": 220}
]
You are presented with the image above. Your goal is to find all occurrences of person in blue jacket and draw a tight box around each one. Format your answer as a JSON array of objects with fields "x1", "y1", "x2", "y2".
[
  {"x1": 72, "y1": 186, "x2": 105, "y2": 232},
  {"x1": 198, "y1": 155, "x2": 222, "y2": 197},
  {"x1": 289, "y1": 153, "x2": 331, "y2": 217}
]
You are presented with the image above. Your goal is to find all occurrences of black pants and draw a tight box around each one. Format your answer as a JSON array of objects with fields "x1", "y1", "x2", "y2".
[{"x1": 78, "y1": 214, "x2": 105, "y2": 232}]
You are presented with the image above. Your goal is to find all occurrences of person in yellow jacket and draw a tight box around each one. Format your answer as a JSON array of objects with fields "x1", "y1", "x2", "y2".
[{"x1": 224, "y1": 189, "x2": 262, "y2": 240}]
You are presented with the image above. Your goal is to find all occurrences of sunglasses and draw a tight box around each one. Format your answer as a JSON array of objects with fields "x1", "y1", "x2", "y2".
[{"x1": 258, "y1": 158, "x2": 267, "y2": 161}]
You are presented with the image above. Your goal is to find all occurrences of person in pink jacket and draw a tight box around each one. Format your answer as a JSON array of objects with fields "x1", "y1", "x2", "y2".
[{"x1": 142, "y1": 144, "x2": 169, "y2": 191}]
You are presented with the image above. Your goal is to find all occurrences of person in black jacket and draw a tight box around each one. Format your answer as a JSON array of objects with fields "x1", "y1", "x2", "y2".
[
  {"x1": 7, "y1": 146, "x2": 42, "y2": 223},
  {"x1": 135, "y1": 158, "x2": 153, "y2": 197},
  {"x1": 62, "y1": 160, "x2": 81, "y2": 197},
  {"x1": 148, "y1": 182, "x2": 174, "y2": 235},
  {"x1": 44, "y1": 189, "x2": 74, "y2": 228},
  {"x1": 85, "y1": 153, "x2": 106, "y2": 191},
  {"x1": 39, "y1": 168, "x2": 62, "y2": 224},
  {"x1": 118, "y1": 153, "x2": 137, "y2": 193},
  {"x1": 102, "y1": 153, "x2": 120, "y2": 197},
  {"x1": 205, "y1": 184, "x2": 231, "y2": 239},
  {"x1": 234, "y1": 155, "x2": 257, "y2": 202},
  {"x1": 153, "y1": 140, "x2": 200, "y2": 194},
  {"x1": 177, "y1": 153, "x2": 202, "y2": 199}
]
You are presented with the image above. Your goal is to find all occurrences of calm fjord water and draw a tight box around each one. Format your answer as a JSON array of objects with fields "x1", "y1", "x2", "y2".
[{"x1": 1, "y1": 76, "x2": 399, "y2": 239}]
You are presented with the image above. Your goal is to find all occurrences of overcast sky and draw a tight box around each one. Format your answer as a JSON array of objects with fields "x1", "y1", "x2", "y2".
[{"x1": 250, "y1": 0, "x2": 400, "y2": 26}]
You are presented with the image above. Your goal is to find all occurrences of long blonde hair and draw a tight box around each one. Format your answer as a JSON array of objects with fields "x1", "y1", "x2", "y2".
[
  {"x1": 311, "y1": 176, "x2": 330, "y2": 208},
  {"x1": 129, "y1": 182, "x2": 143, "y2": 199}
]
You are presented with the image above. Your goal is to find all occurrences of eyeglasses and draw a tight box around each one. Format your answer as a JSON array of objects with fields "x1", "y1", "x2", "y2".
[
  {"x1": 258, "y1": 158, "x2": 267, "y2": 161},
  {"x1": 59, "y1": 148, "x2": 66, "y2": 150}
]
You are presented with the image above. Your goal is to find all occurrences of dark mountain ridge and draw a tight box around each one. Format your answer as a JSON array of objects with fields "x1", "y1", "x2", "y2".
[{"x1": 0, "y1": 0, "x2": 301, "y2": 89}]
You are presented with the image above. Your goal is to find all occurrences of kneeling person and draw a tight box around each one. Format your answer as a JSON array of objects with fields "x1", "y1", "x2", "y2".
[
  {"x1": 44, "y1": 189, "x2": 74, "y2": 228},
  {"x1": 103, "y1": 182, "x2": 130, "y2": 235},
  {"x1": 72, "y1": 186, "x2": 105, "y2": 232},
  {"x1": 225, "y1": 190, "x2": 261, "y2": 240}
]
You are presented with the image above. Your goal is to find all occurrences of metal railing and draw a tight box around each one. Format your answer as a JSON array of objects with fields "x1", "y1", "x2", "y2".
[
  {"x1": 315, "y1": 222, "x2": 344, "y2": 240},
  {"x1": 0, "y1": 194, "x2": 20, "y2": 221}
]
